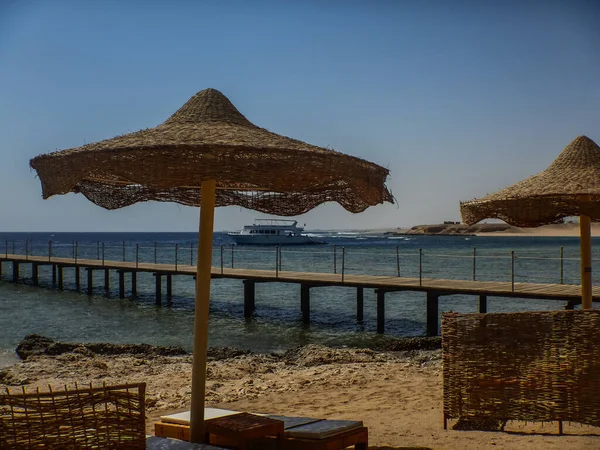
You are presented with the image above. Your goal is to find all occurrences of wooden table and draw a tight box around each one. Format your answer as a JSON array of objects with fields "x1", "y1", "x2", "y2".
[{"x1": 204, "y1": 412, "x2": 284, "y2": 449}]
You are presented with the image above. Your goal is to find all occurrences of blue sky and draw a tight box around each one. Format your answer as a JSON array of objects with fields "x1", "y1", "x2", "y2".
[{"x1": 1, "y1": 0, "x2": 598, "y2": 231}]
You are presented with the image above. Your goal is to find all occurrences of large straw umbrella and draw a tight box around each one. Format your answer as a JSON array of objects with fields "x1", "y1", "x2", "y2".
[
  {"x1": 460, "y1": 135, "x2": 600, "y2": 310},
  {"x1": 29, "y1": 88, "x2": 393, "y2": 443}
]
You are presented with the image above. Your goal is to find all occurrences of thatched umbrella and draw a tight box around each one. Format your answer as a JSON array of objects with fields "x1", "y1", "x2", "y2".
[
  {"x1": 29, "y1": 88, "x2": 393, "y2": 442},
  {"x1": 460, "y1": 135, "x2": 600, "y2": 309}
]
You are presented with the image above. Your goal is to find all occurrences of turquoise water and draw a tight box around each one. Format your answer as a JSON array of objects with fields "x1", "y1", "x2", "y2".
[{"x1": 0, "y1": 231, "x2": 596, "y2": 367}]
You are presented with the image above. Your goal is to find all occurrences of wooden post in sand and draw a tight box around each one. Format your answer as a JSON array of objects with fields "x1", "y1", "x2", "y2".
[{"x1": 580, "y1": 215, "x2": 592, "y2": 309}]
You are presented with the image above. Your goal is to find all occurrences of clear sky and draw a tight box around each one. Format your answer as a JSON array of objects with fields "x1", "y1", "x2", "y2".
[{"x1": 1, "y1": 0, "x2": 598, "y2": 232}]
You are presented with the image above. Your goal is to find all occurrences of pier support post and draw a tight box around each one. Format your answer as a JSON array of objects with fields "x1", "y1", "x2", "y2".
[
  {"x1": 243, "y1": 280, "x2": 255, "y2": 318},
  {"x1": 131, "y1": 272, "x2": 137, "y2": 299},
  {"x1": 32, "y1": 263, "x2": 38, "y2": 286},
  {"x1": 478, "y1": 295, "x2": 487, "y2": 313},
  {"x1": 301, "y1": 283, "x2": 310, "y2": 324},
  {"x1": 75, "y1": 267, "x2": 80, "y2": 291},
  {"x1": 155, "y1": 274, "x2": 162, "y2": 306},
  {"x1": 564, "y1": 300, "x2": 577, "y2": 310},
  {"x1": 52, "y1": 265, "x2": 57, "y2": 287},
  {"x1": 166, "y1": 275, "x2": 172, "y2": 305},
  {"x1": 376, "y1": 290, "x2": 385, "y2": 334},
  {"x1": 118, "y1": 271, "x2": 125, "y2": 299},
  {"x1": 426, "y1": 292, "x2": 439, "y2": 336},
  {"x1": 104, "y1": 269, "x2": 110, "y2": 294},
  {"x1": 12, "y1": 262, "x2": 19, "y2": 283},
  {"x1": 86, "y1": 268, "x2": 93, "y2": 295},
  {"x1": 57, "y1": 266, "x2": 64, "y2": 290},
  {"x1": 357, "y1": 287, "x2": 364, "y2": 322}
]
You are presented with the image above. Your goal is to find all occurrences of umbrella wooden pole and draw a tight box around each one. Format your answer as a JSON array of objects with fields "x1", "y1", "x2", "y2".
[
  {"x1": 189, "y1": 179, "x2": 216, "y2": 443},
  {"x1": 580, "y1": 215, "x2": 592, "y2": 309}
]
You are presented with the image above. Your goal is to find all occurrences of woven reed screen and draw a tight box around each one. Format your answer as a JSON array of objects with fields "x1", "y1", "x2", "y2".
[
  {"x1": 0, "y1": 382, "x2": 146, "y2": 449},
  {"x1": 442, "y1": 310, "x2": 600, "y2": 427}
]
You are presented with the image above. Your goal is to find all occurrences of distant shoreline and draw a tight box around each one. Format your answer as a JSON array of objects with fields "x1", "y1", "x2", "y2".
[{"x1": 363, "y1": 222, "x2": 599, "y2": 238}]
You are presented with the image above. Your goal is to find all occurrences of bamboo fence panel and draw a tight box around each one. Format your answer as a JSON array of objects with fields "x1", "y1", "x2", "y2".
[
  {"x1": 0, "y1": 382, "x2": 146, "y2": 449},
  {"x1": 443, "y1": 310, "x2": 600, "y2": 430}
]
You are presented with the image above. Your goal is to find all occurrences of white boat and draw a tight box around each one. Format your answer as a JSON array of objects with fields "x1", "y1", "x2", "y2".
[{"x1": 228, "y1": 219, "x2": 326, "y2": 245}]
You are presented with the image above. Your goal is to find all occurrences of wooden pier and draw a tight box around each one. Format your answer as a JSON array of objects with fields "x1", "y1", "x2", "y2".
[{"x1": 1, "y1": 253, "x2": 596, "y2": 336}]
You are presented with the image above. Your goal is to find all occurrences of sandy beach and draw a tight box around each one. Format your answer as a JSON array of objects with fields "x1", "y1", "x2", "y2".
[
  {"x1": 1, "y1": 344, "x2": 597, "y2": 450},
  {"x1": 473, "y1": 222, "x2": 600, "y2": 237}
]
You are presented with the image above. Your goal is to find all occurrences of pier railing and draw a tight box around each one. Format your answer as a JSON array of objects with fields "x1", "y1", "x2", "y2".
[{"x1": 0, "y1": 239, "x2": 590, "y2": 288}]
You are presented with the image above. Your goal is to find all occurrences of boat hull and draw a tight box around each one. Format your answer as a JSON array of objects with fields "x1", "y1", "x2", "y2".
[{"x1": 229, "y1": 235, "x2": 326, "y2": 245}]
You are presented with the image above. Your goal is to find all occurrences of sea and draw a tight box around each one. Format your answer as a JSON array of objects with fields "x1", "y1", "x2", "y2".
[{"x1": 0, "y1": 231, "x2": 597, "y2": 368}]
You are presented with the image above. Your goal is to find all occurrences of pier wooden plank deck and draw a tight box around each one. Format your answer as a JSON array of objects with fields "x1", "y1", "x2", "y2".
[{"x1": 1, "y1": 253, "x2": 597, "y2": 302}]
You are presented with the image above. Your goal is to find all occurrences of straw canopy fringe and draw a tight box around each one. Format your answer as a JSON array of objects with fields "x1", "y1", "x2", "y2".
[
  {"x1": 30, "y1": 89, "x2": 393, "y2": 215},
  {"x1": 461, "y1": 136, "x2": 600, "y2": 227}
]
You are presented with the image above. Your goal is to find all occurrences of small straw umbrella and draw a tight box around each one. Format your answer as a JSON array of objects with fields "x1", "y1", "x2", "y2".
[
  {"x1": 460, "y1": 135, "x2": 600, "y2": 310},
  {"x1": 29, "y1": 88, "x2": 393, "y2": 443}
]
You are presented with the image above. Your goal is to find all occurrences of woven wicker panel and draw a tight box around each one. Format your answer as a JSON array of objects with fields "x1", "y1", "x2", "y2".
[
  {"x1": 29, "y1": 89, "x2": 393, "y2": 215},
  {"x1": 0, "y1": 383, "x2": 146, "y2": 450},
  {"x1": 442, "y1": 310, "x2": 600, "y2": 427}
]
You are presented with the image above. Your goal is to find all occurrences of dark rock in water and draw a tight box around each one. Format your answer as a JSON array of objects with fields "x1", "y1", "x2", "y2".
[
  {"x1": 45, "y1": 342, "x2": 78, "y2": 356},
  {"x1": 207, "y1": 347, "x2": 252, "y2": 360},
  {"x1": 15, "y1": 334, "x2": 56, "y2": 360},
  {"x1": 84, "y1": 342, "x2": 187, "y2": 357},
  {"x1": 373, "y1": 336, "x2": 442, "y2": 352},
  {"x1": 15, "y1": 334, "x2": 187, "y2": 360}
]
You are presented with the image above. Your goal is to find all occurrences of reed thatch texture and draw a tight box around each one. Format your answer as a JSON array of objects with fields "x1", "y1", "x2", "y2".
[
  {"x1": 442, "y1": 310, "x2": 600, "y2": 428},
  {"x1": 0, "y1": 383, "x2": 146, "y2": 449},
  {"x1": 460, "y1": 136, "x2": 600, "y2": 227},
  {"x1": 29, "y1": 89, "x2": 393, "y2": 215}
]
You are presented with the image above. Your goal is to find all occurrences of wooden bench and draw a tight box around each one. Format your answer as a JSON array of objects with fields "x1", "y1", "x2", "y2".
[{"x1": 155, "y1": 409, "x2": 368, "y2": 450}]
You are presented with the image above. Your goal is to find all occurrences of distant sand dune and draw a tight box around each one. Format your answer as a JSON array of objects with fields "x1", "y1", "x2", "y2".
[{"x1": 371, "y1": 222, "x2": 600, "y2": 237}]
